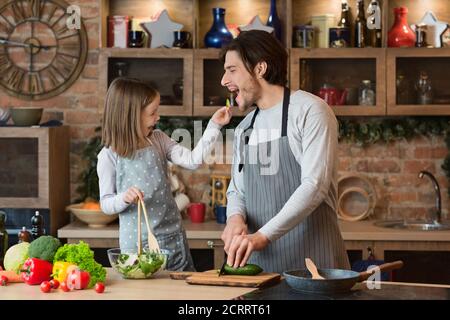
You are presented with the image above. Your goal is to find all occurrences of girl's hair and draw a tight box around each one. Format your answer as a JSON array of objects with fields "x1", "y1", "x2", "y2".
[{"x1": 102, "y1": 77, "x2": 158, "y2": 158}]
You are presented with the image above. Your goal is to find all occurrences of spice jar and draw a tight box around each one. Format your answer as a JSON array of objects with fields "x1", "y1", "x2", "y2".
[
  {"x1": 359, "y1": 80, "x2": 376, "y2": 106},
  {"x1": 292, "y1": 25, "x2": 314, "y2": 48}
]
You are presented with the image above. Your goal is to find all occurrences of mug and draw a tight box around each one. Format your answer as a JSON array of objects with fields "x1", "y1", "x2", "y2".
[
  {"x1": 128, "y1": 30, "x2": 144, "y2": 48},
  {"x1": 214, "y1": 205, "x2": 227, "y2": 224},
  {"x1": 187, "y1": 202, "x2": 206, "y2": 223},
  {"x1": 173, "y1": 31, "x2": 192, "y2": 48}
]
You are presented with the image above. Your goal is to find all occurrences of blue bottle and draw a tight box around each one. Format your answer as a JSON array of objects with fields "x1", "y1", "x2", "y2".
[
  {"x1": 266, "y1": 0, "x2": 282, "y2": 41},
  {"x1": 204, "y1": 8, "x2": 233, "y2": 48}
]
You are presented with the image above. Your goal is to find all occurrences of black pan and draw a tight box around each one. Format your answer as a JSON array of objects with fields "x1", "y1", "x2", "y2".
[{"x1": 283, "y1": 260, "x2": 404, "y2": 294}]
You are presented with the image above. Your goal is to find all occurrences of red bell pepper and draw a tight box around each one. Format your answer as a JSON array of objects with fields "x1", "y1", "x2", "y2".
[{"x1": 20, "y1": 258, "x2": 53, "y2": 285}]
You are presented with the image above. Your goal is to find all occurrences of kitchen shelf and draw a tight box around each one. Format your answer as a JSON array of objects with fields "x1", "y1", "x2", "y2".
[
  {"x1": 290, "y1": 48, "x2": 386, "y2": 116},
  {"x1": 96, "y1": 0, "x2": 450, "y2": 117},
  {"x1": 387, "y1": 48, "x2": 450, "y2": 115},
  {"x1": 98, "y1": 48, "x2": 193, "y2": 116}
]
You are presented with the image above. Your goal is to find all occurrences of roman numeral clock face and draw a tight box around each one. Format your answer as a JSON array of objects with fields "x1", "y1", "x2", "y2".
[{"x1": 0, "y1": 0, "x2": 87, "y2": 100}]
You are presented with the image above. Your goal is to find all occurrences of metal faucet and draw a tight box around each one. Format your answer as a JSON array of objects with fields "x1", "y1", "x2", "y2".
[{"x1": 418, "y1": 170, "x2": 441, "y2": 224}]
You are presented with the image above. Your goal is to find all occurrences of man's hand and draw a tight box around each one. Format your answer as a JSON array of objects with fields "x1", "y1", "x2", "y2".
[
  {"x1": 211, "y1": 106, "x2": 232, "y2": 126},
  {"x1": 123, "y1": 187, "x2": 144, "y2": 204},
  {"x1": 221, "y1": 214, "x2": 247, "y2": 253},
  {"x1": 226, "y1": 232, "x2": 270, "y2": 268}
]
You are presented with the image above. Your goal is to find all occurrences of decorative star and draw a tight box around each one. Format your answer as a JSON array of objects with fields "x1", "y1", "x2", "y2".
[
  {"x1": 239, "y1": 15, "x2": 274, "y2": 34},
  {"x1": 411, "y1": 11, "x2": 448, "y2": 48},
  {"x1": 141, "y1": 9, "x2": 183, "y2": 48}
]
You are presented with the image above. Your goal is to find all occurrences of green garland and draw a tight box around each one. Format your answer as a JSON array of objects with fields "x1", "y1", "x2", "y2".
[
  {"x1": 75, "y1": 117, "x2": 450, "y2": 201},
  {"x1": 338, "y1": 117, "x2": 450, "y2": 196}
]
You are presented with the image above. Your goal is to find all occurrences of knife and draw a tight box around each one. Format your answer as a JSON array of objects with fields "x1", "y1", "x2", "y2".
[{"x1": 218, "y1": 261, "x2": 227, "y2": 277}]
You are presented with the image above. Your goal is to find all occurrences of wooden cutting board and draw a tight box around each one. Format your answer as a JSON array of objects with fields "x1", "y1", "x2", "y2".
[{"x1": 170, "y1": 270, "x2": 281, "y2": 288}]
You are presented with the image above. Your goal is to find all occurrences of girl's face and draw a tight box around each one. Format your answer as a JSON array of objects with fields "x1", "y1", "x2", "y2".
[{"x1": 141, "y1": 94, "x2": 160, "y2": 137}]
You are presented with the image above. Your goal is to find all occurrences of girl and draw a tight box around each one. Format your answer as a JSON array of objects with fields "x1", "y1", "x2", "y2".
[{"x1": 97, "y1": 78, "x2": 232, "y2": 271}]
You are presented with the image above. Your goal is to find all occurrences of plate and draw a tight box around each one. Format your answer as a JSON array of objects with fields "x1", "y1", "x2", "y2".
[{"x1": 337, "y1": 174, "x2": 377, "y2": 221}]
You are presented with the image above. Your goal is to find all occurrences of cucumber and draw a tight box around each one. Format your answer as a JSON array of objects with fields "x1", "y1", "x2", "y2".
[{"x1": 223, "y1": 263, "x2": 263, "y2": 276}]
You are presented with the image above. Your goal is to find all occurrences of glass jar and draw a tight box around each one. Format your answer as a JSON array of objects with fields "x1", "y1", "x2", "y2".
[
  {"x1": 359, "y1": 80, "x2": 376, "y2": 106},
  {"x1": 414, "y1": 71, "x2": 433, "y2": 104},
  {"x1": 396, "y1": 75, "x2": 411, "y2": 104}
]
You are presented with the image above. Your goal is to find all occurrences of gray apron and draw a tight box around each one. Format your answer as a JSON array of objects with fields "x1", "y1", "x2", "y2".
[
  {"x1": 116, "y1": 143, "x2": 195, "y2": 271},
  {"x1": 240, "y1": 88, "x2": 349, "y2": 273}
]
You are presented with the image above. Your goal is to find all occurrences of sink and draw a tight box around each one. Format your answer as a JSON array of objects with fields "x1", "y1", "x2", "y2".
[{"x1": 374, "y1": 220, "x2": 450, "y2": 231}]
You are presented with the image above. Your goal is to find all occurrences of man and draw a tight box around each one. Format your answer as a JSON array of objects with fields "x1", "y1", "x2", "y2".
[{"x1": 220, "y1": 30, "x2": 350, "y2": 273}]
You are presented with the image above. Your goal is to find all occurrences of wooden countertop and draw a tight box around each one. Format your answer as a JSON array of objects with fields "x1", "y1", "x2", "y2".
[
  {"x1": 0, "y1": 269, "x2": 255, "y2": 300},
  {"x1": 58, "y1": 219, "x2": 450, "y2": 242}
]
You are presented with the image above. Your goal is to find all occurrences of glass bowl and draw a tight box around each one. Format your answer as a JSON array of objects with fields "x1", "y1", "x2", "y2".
[{"x1": 107, "y1": 248, "x2": 169, "y2": 279}]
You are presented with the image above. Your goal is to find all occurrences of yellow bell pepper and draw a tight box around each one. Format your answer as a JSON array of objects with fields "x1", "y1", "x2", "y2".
[{"x1": 52, "y1": 261, "x2": 75, "y2": 282}]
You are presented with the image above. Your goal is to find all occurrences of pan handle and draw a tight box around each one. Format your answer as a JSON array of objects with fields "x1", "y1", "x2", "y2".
[{"x1": 358, "y1": 260, "x2": 404, "y2": 282}]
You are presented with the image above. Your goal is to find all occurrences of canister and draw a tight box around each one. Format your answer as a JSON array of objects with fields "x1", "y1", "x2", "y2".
[
  {"x1": 107, "y1": 16, "x2": 130, "y2": 48},
  {"x1": 311, "y1": 14, "x2": 336, "y2": 48},
  {"x1": 292, "y1": 25, "x2": 315, "y2": 48}
]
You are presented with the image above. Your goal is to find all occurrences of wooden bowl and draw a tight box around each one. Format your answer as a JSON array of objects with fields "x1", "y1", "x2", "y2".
[{"x1": 67, "y1": 203, "x2": 118, "y2": 228}]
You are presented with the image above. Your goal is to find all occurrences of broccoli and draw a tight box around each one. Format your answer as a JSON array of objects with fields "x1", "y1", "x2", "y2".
[{"x1": 28, "y1": 235, "x2": 62, "y2": 262}]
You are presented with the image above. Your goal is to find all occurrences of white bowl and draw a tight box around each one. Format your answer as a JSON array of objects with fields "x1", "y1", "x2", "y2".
[{"x1": 67, "y1": 203, "x2": 118, "y2": 228}]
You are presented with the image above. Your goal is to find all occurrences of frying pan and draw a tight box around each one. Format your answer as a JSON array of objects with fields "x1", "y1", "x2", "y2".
[{"x1": 283, "y1": 260, "x2": 403, "y2": 294}]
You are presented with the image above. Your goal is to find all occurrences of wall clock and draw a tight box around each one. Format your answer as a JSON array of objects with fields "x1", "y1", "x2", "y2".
[{"x1": 0, "y1": 0, "x2": 88, "y2": 100}]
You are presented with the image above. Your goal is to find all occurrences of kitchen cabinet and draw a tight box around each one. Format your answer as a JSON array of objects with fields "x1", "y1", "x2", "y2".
[
  {"x1": 98, "y1": 48, "x2": 193, "y2": 116},
  {"x1": 386, "y1": 48, "x2": 450, "y2": 115},
  {"x1": 97, "y1": 0, "x2": 450, "y2": 117},
  {"x1": 0, "y1": 127, "x2": 70, "y2": 238}
]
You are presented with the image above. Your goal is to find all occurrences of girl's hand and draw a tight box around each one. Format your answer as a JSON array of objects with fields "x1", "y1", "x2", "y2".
[
  {"x1": 211, "y1": 106, "x2": 232, "y2": 126},
  {"x1": 123, "y1": 187, "x2": 144, "y2": 204}
]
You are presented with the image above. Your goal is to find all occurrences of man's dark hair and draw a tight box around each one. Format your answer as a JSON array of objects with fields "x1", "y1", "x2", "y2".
[{"x1": 219, "y1": 30, "x2": 288, "y2": 86}]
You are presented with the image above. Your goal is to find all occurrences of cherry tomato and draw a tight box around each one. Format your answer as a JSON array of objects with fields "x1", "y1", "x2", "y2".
[
  {"x1": 50, "y1": 279, "x2": 60, "y2": 289},
  {"x1": 94, "y1": 282, "x2": 105, "y2": 293},
  {"x1": 60, "y1": 281, "x2": 71, "y2": 292},
  {"x1": 0, "y1": 275, "x2": 8, "y2": 286},
  {"x1": 40, "y1": 281, "x2": 51, "y2": 293}
]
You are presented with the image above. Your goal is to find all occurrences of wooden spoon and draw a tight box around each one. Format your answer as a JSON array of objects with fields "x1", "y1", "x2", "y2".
[{"x1": 305, "y1": 258, "x2": 325, "y2": 280}]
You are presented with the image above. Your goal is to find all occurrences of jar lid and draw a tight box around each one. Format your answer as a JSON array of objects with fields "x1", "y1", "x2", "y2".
[
  {"x1": 293, "y1": 25, "x2": 314, "y2": 30},
  {"x1": 362, "y1": 80, "x2": 372, "y2": 84}
]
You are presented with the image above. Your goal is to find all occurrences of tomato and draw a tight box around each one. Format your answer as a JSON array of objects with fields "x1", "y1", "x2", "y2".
[
  {"x1": 94, "y1": 282, "x2": 105, "y2": 293},
  {"x1": 60, "y1": 281, "x2": 71, "y2": 292},
  {"x1": 50, "y1": 279, "x2": 60, "y2": 289},
  {"x1": 1, "y1": 275, "x2": 8, "y2": 286},
  {"x1": 40, "y1": 281, "x2": 51, "y2": 293},
  {"x1": 66, "y1": 268, "x2": 90, "y2": 290}
]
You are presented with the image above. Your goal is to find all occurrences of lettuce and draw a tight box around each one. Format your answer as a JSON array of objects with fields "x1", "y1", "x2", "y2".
[{"x1": 53, "y1": 241, "x2": 106, "y2": 288}]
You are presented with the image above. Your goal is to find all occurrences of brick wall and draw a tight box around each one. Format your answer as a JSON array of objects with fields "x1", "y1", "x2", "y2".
[{"x1": 1, "y1": 1, "x2": 447, "y2": 221}]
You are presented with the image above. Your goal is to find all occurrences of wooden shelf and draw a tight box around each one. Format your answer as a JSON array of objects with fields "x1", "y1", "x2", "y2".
[
  {"x1": 97, "y1": 0, "x2": 450, "y2": 117},
  {"x1": 387, "y1": 48, "x2": 450, "y2": 115},
  {"x1": 290, "y1": 48, "x2": 386, "y2": 116},
  {"x1": 98, "y1": 48, "x2": 193, "y2": 116}
]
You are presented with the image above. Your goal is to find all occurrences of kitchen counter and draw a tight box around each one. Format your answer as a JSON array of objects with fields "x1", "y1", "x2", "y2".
[
  {"x1": 242, "y1": 279, "x2": 450, "y2": 300},
  {"x1": 2, "y1": 269, "x2": 449, "y2": 300},
  {"x1": 58, "y1": 219, "x2": 450, "y2": 242},
  {"x1": 0, "y1": 268, "x2": 255, "y2": 300}
]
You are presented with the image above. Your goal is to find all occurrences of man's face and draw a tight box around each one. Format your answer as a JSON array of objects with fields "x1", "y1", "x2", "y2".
[{"x1": 221, "y1": 51, "x2": 261, "y2": 111}]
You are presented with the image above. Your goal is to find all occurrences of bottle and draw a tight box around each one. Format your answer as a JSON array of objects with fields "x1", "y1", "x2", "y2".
[
  {"x1": 18, "y1": 226, "x2": 32, "y2": 243},
  {"x1": 396, "y1": 74, "x2": 411, "y2": 104},
  {"x1": 0, "y1": 211, "x2": 8, "y2": 267},
  {"x1": 338, "y1": 0, "x2": 351, "y2": 28},
  {"x1": 354, "y1": 0, "x2": 367, "y2": 48},
  {"x1": 367, "y1": 0, "x2": 382, "y2": 47},
  {"x1": 31, "y1": 210, "x2": 44, "y2": 239},
  {"x1": 388, "y1": 7, "x2": 415, "y2": 47},
  {"x1": 204, "y1": 8, "x2": 233, "y2": 48},
  {"x1": 266, "y1": 0, "x2": 282, "y2": 42},
  {"x1": 415, "y1": 71, "x2": 433, "y2": 105},
  {"x1": 359, "y1": 80, "x2": 376, "y2": 106}
]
